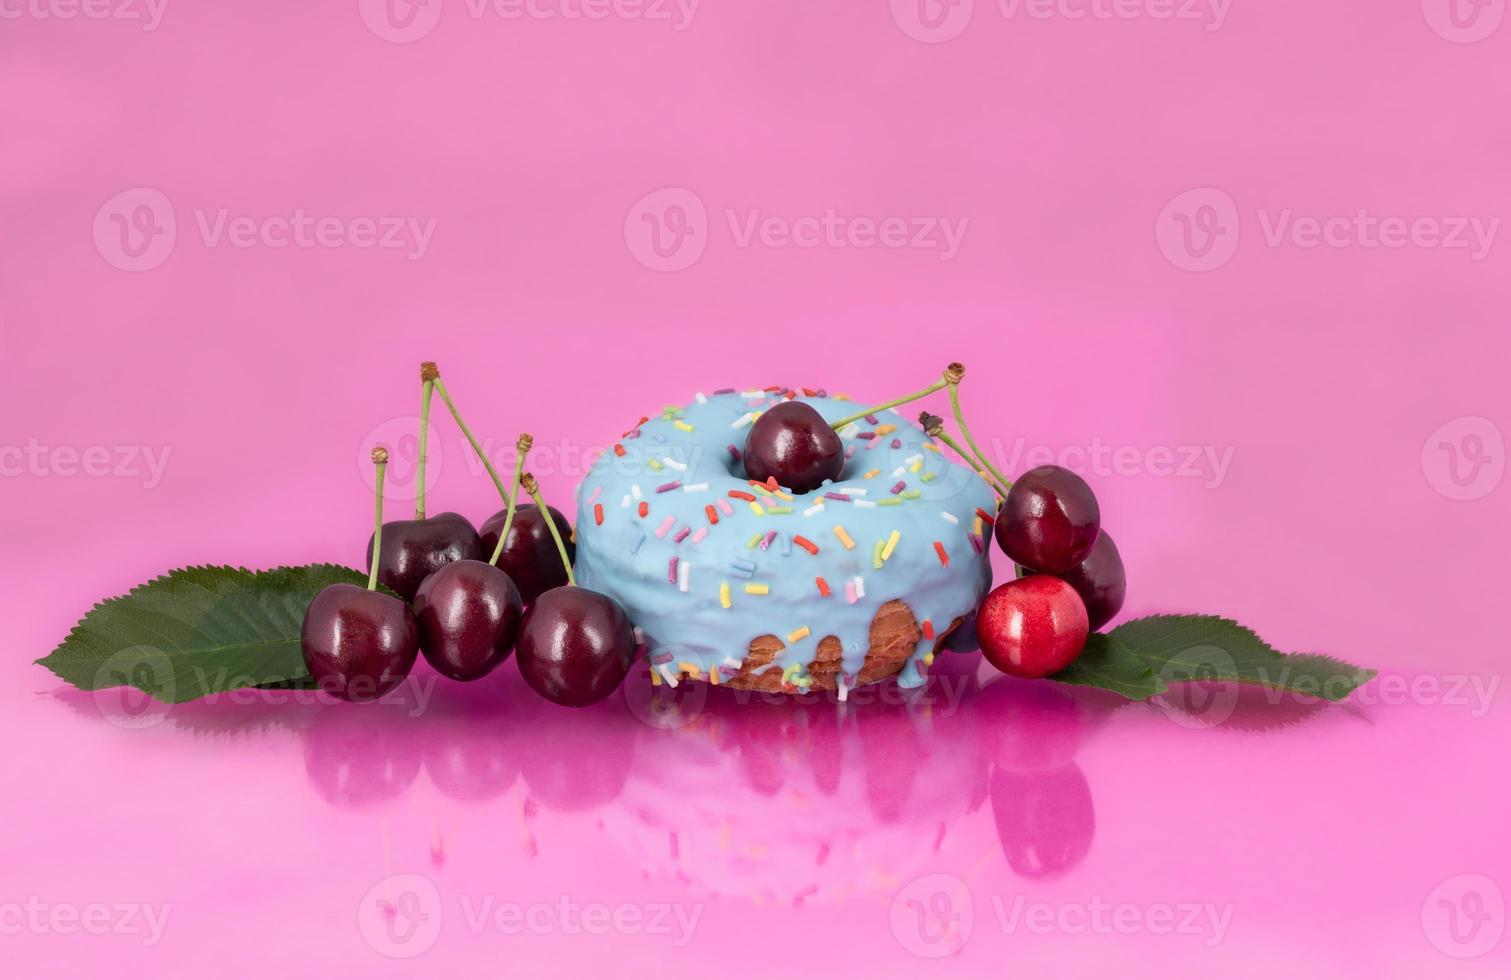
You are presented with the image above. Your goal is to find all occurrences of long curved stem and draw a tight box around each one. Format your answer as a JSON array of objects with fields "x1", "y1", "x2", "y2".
[
  {"x1": 488, "y1": 434, "x2": 533, "y2": 566},
  {"x1": 936, "y1": 429, "x2": 1010, "y2": 499},
  {"x1": 522, "y1": 473, "x2": 575, "y2": 587},
  {"x1": 947, "y1": 380, "x2": 1014, "y2": 492},
  {"x1": 430, "y1": 374, "x2": 511, "y2": 504},
  {"x1": 368, "y1": 448, "x2": 388, "y2": 591},
  {"x1": 830, "y1": 375, "x2": 951, "y2": 431},
  {"x1": 415, "y1": 370, "x2": 435, "y2": 520}
]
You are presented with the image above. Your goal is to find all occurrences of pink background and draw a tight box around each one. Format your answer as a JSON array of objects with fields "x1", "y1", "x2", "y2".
[{"x1": 3, "y1": 1, "x2": 1509, "y2": 975}]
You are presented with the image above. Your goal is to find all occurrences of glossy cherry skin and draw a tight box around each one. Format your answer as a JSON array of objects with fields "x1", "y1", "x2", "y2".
[
  {"x1": 366, "y1": 511, "x2": 482, "y2": 602},
  {"x1": 515, "y1": 585, "x2": 634, "y2": 707},
  {"x1": 977, "y1": 575, "x2": 1090, "y2": 679},
  {"x1": 413, "y1": 559, "x2": 523, "y2": 681},
  {"x1": 300, "y1": 583, "x2": 419, "y2": 701},
  {"x1": 742, "y1": 400, "x2": 844, "y2": 494},
  {"x1": 995, "y1": 465, "x2": 1101, "y2": 574},
  {"x1": 478, "y1": 504, "x2": 574, "y2": 605},
  {"x1": 1050, "y1": 530, "x2": 1126, "y2": 631}
]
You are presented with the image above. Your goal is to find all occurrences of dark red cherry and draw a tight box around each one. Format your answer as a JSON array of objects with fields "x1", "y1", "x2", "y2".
[
  {"x1": 977, "y1": 575, "x2": 1089, "y2": 679},
  {"x1": 995, "y1": 465, "x2": 1101, "y2": 573},
  {"x1": 413, "y1": 559, "x2": 523, "y2": 681},
  {"x1": 478, "y1": 504, "x2": 574, "y2": 605},
  {"x1": 1052, "y1": 530, "x2": 1126, "y2": 631},
  {"x1": 742, "y1": 400, "x2": 844, "y2": 494},
  {"x1": 366, "y1": 512, "x2": 482, "y2": 602},
  {"x1": 301, "y1": 583, "x2": 419, "y2": 701},
  {"x1": 515, "y1": 585, "x2": 634, "y2": 707}
]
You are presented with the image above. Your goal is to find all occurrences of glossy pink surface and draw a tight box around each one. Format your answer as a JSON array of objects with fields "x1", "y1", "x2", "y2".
[{"x1": 3, "y1": 3, "x2": 1510, "y2": 975}]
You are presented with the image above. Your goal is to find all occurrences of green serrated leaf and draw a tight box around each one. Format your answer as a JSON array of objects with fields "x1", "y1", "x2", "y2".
[
  {"x1": 1109, "y1": 614, "x2": 1375, "y2": 702},
  {"x1": 1051, "y1": 632, "x2": 1168, "y2": 699},
  {"x1": 36, "y1": 564, "x2": 374, "y2": 703}
]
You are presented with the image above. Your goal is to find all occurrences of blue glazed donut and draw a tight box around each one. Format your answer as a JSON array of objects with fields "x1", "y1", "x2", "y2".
[{"x1": 573, "y1": 388, "x2": 996, "y2": 696}]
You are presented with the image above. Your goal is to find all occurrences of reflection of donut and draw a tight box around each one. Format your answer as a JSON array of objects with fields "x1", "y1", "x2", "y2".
[
  {"x1": 599, "y1": 691, "x2": 987, "y2": 903},
  {"x1": 575, "y1": 390, "x2": 996, "y2": 695}
]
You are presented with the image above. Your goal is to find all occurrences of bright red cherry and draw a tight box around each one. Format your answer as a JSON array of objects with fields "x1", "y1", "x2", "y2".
[
  {"x1": 742, "y1": 401, "x2": 844, "y2": 494},
  {"x1": 977, "y1": 575, "x2": 1089, "y2": 679},
  {"x1": 995, "y1": 465, "x2": 1101, "y2": 574}
]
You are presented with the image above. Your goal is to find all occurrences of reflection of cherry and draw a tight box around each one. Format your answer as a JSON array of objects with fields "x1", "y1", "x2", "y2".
[
  {"x1": 990, "y1": 765, "x2": 1095, "y2": 879},
  {"x1": 516, "y1": 700, "x2": 634, "y2": 815},
  {"x1": 975, "y1": 677, "x2": 1086, "y2": 774},
  {"x1": 421, "y1": 702, "x2": 520, "y2": 802},
  {"x1": 514, "y1": 693, "x2": 634, "y2": 812},
  {"x1": 303, "y1": 706, "x2": 423, "y2": 809}
]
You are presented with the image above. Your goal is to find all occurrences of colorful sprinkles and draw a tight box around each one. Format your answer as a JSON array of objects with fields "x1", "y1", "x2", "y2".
[{"x1": 576, "y1": 386, "x2": 994, "y2": 694}]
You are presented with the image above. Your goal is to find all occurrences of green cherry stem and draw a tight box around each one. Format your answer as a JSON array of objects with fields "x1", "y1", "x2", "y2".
[
  {"x1": 367, "y1": 447, "x2": 388, "y2": 591},
  {"x1": 945, "y1": 370, "x2": 1014, "y2": 493},
  {"x1": 487, "y1": 433, "x2": 533, "y2": 566},
  {"x1": 521, "y1": 473, "x2": 575, "y2": 587},
  {"x1": 426, "y1": 366, "x2": 512, "y2": 504},
  {"x1": 416, "y1": 362, "x2": 437, "y2": 520},
  {"x1": 920, "y1": 412, "x2": 1011, "y2": 501},
  {"x1": 829, "y1": 361, "x2": 964, "y2": 431}
]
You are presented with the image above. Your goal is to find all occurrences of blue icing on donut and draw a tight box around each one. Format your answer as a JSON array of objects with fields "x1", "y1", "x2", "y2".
[{"x1": 573, "y1": 390, "x2": 996, "y2": 695}]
